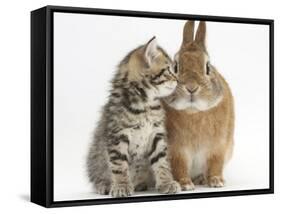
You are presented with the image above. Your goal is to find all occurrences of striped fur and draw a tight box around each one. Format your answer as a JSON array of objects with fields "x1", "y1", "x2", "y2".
[{"x1": 87, "y1": 38, "x2": 180, "y2": 197}]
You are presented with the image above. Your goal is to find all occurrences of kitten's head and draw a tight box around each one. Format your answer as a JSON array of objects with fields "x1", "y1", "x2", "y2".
[{"x1": 122, "y1": 37, "x2": 178, "y2": 98}]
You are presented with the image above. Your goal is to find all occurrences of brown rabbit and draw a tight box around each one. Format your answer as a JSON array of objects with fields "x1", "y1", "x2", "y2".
[{"x1": 163, "y1": 21, "x2": 234, "y2": 190}]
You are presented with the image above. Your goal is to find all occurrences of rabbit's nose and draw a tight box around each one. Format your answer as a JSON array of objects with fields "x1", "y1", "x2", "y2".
[{"x1": 186, "y1": 85, "x2": 199, "y2": 94}]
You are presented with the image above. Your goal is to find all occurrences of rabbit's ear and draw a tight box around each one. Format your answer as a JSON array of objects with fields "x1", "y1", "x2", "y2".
[
  {"x1": 182, "y1": 21, "x2": 195, "y2": 44},
  {"x1": 195, "y1": 21, "x2": 206, "y2": 49},
  {"x1": 144, "y1": 36, "x2": 159, "y2": 66}
]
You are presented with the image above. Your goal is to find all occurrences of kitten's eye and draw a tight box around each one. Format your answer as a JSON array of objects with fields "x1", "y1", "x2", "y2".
[
  {"x1": 206, "y1": 61, "x2": 211, "y2": 75},
  {"x1": 174, "y1": 62, "x2": 178, "y2": 74}
]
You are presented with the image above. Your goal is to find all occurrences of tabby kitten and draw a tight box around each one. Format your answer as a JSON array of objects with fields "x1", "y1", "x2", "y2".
[{"x1": 87, "y1": 37, "x2": 180, "y2": 197}]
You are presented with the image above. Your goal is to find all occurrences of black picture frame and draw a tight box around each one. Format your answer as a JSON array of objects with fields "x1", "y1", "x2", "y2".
[{"x1": 31, "y1": 5, "x2": 274, "y2": 208}]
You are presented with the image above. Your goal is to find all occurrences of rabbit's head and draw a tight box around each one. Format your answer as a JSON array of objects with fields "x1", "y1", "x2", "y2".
[{"x1": 165, "y1": 21, "x2": 224, "y2": 113}]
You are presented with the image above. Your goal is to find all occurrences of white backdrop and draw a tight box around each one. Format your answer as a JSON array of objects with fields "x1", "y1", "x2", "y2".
[
  {"x1": 1, "y1": 0, "x2": 280, "y2": 213},
  {"x1": 53, "y1": 13, "x2": 270, "y2": 201}
]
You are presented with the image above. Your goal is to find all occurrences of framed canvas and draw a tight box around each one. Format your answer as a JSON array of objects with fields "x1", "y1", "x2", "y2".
[{"x1": 31, "y1": 5, "x2": 274, "y2": 208}]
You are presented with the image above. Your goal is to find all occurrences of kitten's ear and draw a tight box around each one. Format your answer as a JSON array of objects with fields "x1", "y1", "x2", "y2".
[{"x1": 144, "y1": 36, "x2": 159, "y2": 66}]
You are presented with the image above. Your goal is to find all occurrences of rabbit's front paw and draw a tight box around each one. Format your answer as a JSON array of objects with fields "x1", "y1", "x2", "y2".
[
  {"x1": 179, "y1": 177, "x2": 195, "y2": 191},
  {"x1": 157, "y1": 180, "x2": 181, "y2": 194},
  {"x1": 208, "y1": 176, "x2": 224, "y2": 187},
  {"x1": 110, "y1": 183, "x2": 134, "y2": 197}
]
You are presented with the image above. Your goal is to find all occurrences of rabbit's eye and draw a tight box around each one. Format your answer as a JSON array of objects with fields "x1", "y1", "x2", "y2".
[{"x1": 206, "y1": 61, "x2": 211, "y2": 75}]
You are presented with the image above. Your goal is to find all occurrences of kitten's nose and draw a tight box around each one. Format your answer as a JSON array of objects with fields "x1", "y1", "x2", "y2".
[{"x1": 186, "y1": 85, "x2": 199, "y2": 94}]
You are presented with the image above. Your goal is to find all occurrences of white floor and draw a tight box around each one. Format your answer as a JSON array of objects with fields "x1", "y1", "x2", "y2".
[{"x1": 54, "y1": 185, "x2": 266, "y2": 202}]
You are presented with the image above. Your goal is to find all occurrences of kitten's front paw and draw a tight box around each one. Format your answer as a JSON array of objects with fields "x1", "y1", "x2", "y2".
[
  {"x1": 110, "y1": 183, "x2": 134, "y2": 197},
  {"x1": 208, "y1": 176, "x2": 224, "y2": 188},
  {"x1": 179, "y1": 178, "x2": 195, "y2": 191},
  {"x1": 95, "y1": 183, "x2": 110, "y2": 195},
  {"x1": 94, "y1": 180, "x2": 111, "y2": 195},
  {"x1": 157, "y1": 180, "x2": 181, "y2": 194}
]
